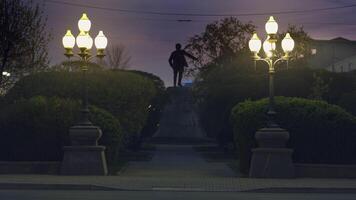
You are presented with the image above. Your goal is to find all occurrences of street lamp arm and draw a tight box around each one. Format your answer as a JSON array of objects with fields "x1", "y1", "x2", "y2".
[
  {"x1": 66, "y1": 54, "x2": 82, "y2": 60},
  {"x1": 86, "y1": 55, "x2": 103, "y2": 62},
  {"x1": 254, "y1": 57, "x2": 273, "y2": 68},
  {"x1": 273, "y1": 56, "x2": 288, "y2": 66},
  {"x1": 68, "y1": 53, "x2": 103, "y2": 62}
]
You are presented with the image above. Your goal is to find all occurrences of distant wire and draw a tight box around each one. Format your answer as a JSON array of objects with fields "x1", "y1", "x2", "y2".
[
  {"x1": 302, "y1": 22, "x2": 356, "y2": 26},
  {"x1": 45, "y1": 0, "x2": 356, "y2": 17}
]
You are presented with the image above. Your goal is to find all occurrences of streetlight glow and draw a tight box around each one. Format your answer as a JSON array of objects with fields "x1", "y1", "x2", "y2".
[
  {"x1": 62, "y1": 30, "x2": 75, "y2": 49},
  {"x1": 282, "y1": 33, "x2": 295, "y2": 53},
  {"x1": 2, "y1": 71, "x2": 10, "y2": 77},
  {"x1": 265, "y1": 16, "x2": 278, "y2": 35},
  {"x1": 249, "y1": 33, "x2": 262, "y2": 53},
  {"x1": 95, "y1": 31, "x2": 108, "y2": 50},
  {"x1": 78, "y1": 13, "x2": 91, "y2": 32}
]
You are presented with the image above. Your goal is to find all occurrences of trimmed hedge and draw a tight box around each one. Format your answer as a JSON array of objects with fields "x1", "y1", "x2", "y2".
[
  {"x1": 194, "y1": 65, "x2": 356, "y2": 146},
  {"x1": 128, "y1": 70, "x2": 168, "y2": 142},
  {"x1": 231, "y1": 97, "x2": 356, "y2": 174},
  {"x1": 5, "y1": 70, "x2": 163, "y2": 148},
  {"x1": 0, "y1": 96, "x2": 122, "y2": 163},
  {"x1": 338, "y1": 91, "x2": 356, "y2": 116}
]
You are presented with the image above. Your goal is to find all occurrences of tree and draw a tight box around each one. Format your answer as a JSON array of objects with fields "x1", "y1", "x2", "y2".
[
  {"x1": 0, "y1": 0, "x2": 50, "y2": 88},
  {"x1": 309, "y1": 72, "x2": 330, "y2": 100},
  {"x1": 105, "y1": 44, "x2": 131, "y2": 70},
  {"x1": 278, "y1": 25, "x2": 312, "y2": 66},
  {"x1": 186, "y1": 17, "x2": 255, "y2": 71}
]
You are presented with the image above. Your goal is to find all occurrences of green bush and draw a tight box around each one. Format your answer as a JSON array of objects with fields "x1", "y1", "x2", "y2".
[
  {"x1": 194, "y1": 65, "x2": 356, "y2": 147},
  {"x1": 129, "y1": 70, "x2": 168, "y2": 140},
  {"x1": 231, "y1": 97, "x2": 356, "y2": 174},
  {"x1": 5, "y1": 70, "x2": 163, "y2": 148},
  {"x1": 0, "y1": 96, "x2": 122, "y2": 163},
  {"x1": 338, "y1": 91, "x2": 356, "y2": 116},
  {"x1": 89, "y1": 105, "x2": 122, "y2": 163}
]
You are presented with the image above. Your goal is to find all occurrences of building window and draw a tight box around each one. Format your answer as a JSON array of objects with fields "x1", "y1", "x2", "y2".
[{"x1": 311, "y1": 48, "x2": 317, "y2": 55}]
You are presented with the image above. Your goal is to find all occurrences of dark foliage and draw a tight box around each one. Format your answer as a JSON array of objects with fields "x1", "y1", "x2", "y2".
[
  {"x1": 231, "y1": 97, "x2": 356, "y2": 174},
  {"x1": 0, "y1": 96, "x2": 122, "y2": 163},
  {"x1": 5, "y1": 70, "x2": 164, "y2": 149},
  {"x1": 194, "y1": 64, "x2": 356, "y2": 147}
]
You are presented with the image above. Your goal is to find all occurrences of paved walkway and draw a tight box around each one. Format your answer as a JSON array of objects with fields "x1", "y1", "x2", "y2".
[
  {"x1": 121, "y1": 87, "x2": 235, "y2": 179},
  {"x1": 1, "y1": 175, "x2": 356, "y2": 192},
  {"x1": 153, "y1": 87, "x2": 205, "y2": 139},
  {"x1": 120, "y1": 145, "x2": 235, "y2": 178}
]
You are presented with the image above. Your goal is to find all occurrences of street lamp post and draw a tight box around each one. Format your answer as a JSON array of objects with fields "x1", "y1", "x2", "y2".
[
  {"x1": 249, "y1": 16, "x2": 295, "y2": 127},
  {"x1": 62, "y1": 13, "x2": 108, "y2": 125},
  {"x1": 60, "y1": 13, "x2": 108, "y2": 175},
  {"x1": 247, "y1": 16, "x2": 295, "y2": 178}
]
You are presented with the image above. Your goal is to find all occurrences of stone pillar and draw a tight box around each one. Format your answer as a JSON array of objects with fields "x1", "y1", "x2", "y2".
[
  {"x1": 249, "y1": 127, "x2": 294, "y2": 178},
  {"x1": 61, "y1": 125, "x2": 108, "y2": 175}
]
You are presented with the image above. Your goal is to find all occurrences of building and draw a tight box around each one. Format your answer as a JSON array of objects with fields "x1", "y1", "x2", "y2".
[
  {"x1": 327, "y1": 55, "x2": 356, "y2": 72},
  {"x1": 308, "y1": 37, "x2": 356, "y2": 72}
]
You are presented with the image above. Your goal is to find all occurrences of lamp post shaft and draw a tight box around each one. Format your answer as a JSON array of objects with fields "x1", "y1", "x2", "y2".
[
  {"x1": 80, "y1": 56, "x2": 92, "y2": 125},
  {"x1": 268, "y1": 64, "x2": 277, "y2": 128}
]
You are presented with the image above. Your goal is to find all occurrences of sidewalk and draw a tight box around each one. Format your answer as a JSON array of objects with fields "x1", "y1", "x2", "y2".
[{"x1": 0, "y1": 174, "x2": 356, "y2": 192}]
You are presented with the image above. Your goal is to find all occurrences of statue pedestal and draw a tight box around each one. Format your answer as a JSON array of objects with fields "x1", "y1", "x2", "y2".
[
  {"x1": 249, "y1": 127, "x2": 294, "y2": 178},
  {"x1": 61, "y1": 125, "x2": 108, "y2": 175}
]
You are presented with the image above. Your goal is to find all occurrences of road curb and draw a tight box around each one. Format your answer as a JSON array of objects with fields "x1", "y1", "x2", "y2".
[
  {"x1": 0, "y1": 183, "x2": 120, "y2": 191},
  {"x1": 244, "y1": 187, "x2": 356, "y2": 194},
  {"x1": 1, "y1": 182, "x2": 356, "y2": 193}
]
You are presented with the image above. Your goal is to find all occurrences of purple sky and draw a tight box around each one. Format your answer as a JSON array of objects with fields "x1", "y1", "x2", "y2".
[{"x1": 38, "y1": 0, "x2": 356, "y2": 86}]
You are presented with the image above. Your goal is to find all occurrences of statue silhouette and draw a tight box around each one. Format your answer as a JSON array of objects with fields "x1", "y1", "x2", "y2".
[{"x1": 168, "y1": 43, "x2": 197, "y2": 87}]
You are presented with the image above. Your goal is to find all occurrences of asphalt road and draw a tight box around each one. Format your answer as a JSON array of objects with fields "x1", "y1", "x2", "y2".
[{"x1": 0, "y1": 190, "x2": 356, "y2": 200}]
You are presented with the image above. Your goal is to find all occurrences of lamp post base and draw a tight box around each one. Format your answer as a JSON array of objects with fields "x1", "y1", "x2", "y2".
[
  {"x1": 61, "y1": 146, "x2": 108, "y2": 175},
  {"x1": 249, "y1": 127, "x2": 294, "y2": 178},
  {"x1": 60, "y1": 125, "x2": 108, "y2": 175}
]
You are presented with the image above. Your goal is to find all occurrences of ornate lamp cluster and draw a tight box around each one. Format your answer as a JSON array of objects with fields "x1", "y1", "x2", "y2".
[
  {"x1": 249, "y1": 16, "x2": 295, "y2": 62},
  {"x1": 62, "y1": 13, "x2": 108, "y2": 62}
]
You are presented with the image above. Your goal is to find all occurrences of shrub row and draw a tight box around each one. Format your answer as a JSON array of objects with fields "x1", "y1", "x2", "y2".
[
  {"x1": 5, "y1": 70, "x2": 164, "y2": 148},
  {"x1": 0, "y1": 96, "x2": 122, "y2": 163},
  {"x1": 231, "y1": 97, "x2": 356, "y2": 174}
]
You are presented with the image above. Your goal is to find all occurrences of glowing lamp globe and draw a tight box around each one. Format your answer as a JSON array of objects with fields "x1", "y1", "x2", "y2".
[
  {"x1": 263, "y1": 36, "x2": 275, "y2": 57},
  {"x1": 86, "y1": 33, "x2": 93, "y2": 50},
  {"x1": 265, "y1": 16, "x2": 278, "y2": 35},
  {"x1": 2, "y1": 71, "x2": 10, "y2": 77},
  {"x1": 78, "y1": 13, "x2": 91, "y2": 32},
  {"x1": 76, "y1": 31, "x2": 89, "y2": 49},
  {"x1": 95, "y1": 31, "x2": 108, "y2": 50},
  {"x1": 282, "y1": 33, "x2": 295, "y2": 53},
  {"x1": 62, "y1": 30, "x2": 75, "y2": 49},
  {"x1": 249, "y1": 33, "x2": 262, "y2": 53}
]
